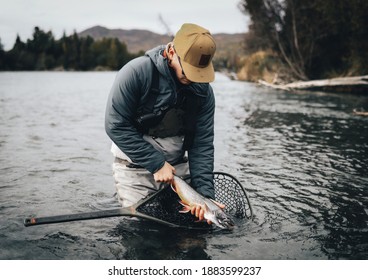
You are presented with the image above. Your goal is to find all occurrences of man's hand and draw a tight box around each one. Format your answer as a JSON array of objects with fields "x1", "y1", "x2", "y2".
[
  {"x1": 153, "y1": 161, "x2": 176, "y2": 183},
  {"x1": 190, "y1": 200, "x2": 225, "y2": 224}
]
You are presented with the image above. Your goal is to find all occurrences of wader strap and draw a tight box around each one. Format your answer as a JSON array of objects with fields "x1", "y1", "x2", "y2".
[
  {"x1": 123, "y1": 157, "x2": 188, "y2": 169},
  {"x1": 135, "y1": 61, "x2": 202, "y2": 149}
]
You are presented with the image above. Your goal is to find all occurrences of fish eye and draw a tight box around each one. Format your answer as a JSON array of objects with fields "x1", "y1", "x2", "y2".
[{"x1": 216, "y1": 211, "x2": 224, "y2": 217}]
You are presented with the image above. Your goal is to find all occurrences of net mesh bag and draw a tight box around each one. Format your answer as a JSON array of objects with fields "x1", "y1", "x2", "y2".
[{"x1": 136, "y1": 172, "x2": 253, "y2": 229}]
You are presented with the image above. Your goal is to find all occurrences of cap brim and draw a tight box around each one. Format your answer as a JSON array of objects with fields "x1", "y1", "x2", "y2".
[{"x1": 181, "y1": 60, "x2": 215, "y2": 83}]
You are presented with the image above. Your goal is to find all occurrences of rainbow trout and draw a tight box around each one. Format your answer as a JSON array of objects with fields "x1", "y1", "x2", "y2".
[{"x1": 171, "y1": 175, "x2": 235, "y2": 229}]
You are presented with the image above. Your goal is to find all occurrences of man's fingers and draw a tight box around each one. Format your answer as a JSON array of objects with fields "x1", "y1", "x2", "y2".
[
  {"x1": 195, "y1": 206, "x2": 201, "y2": 218},
  {"x1": 153, "y1": 162, "x2": 176, "y2": 183},
  {"x1": 190, "y1": 205, "x2": 205, "y2": 221},
  {"x1": 154, "y1": 173, "x2": 174, "y2": 183}
]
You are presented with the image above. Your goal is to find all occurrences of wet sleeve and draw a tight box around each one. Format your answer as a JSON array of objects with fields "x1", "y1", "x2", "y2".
[
  {"x1": 188, "y1": 86, "x2": 215, "y2": 199},
  {"x1": 104, "y1": 63, "x2": 165, "y2": 173}
]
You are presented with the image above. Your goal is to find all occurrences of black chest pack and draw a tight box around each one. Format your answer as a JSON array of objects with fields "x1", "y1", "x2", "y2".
[{"x1": 135, "y1": 64, "x2": 204, "y2": 150}]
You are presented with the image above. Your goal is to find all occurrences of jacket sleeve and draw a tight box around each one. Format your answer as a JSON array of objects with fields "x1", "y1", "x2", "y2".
[
  {"x1": 187, "y1": 85, "x2": 215, "y2": 199},
  {"x1": 105, "y1": 60, "x2": 166, "y2": 173}
]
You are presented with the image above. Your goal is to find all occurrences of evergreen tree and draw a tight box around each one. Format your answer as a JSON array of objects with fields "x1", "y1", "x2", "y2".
[
  {"x1": 0, "y1": 38, "x2": 4, "y2": 70},
  {"x1": 6, "y1": 35, "x2": 35, "y2": 70},
  {"x1": 79, "y1": 36, "x2": 95, "y2": 70},
  {"x1": 26, "y1": 27, "x2": 56, "y2": 69},
  {"x1": 1, "y1": 26, "x2": 141, "y2": 71}
]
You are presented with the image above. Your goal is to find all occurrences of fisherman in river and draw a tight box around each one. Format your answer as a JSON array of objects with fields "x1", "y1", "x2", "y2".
[{"x1": 105, "y1": 23, "x2": 223, "y2": 224}]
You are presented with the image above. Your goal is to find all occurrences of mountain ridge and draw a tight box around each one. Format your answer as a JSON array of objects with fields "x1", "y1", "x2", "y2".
[{"x1": 79, "y1": 25, "x2": 245, "y2": 55}]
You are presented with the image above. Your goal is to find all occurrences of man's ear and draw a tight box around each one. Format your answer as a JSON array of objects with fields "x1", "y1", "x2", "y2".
[{"x1": 167, "y1": 45, "x2": 175, "y2": 59}]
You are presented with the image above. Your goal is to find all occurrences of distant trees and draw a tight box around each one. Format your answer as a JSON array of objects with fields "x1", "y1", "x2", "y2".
[
  {"x1": 0, "y1": 27, "x2": 141, "y2": 71},
  {"x1": 239, "y1": 0, "x2": 368, "y2": 80},
  {"x1": 0, "y1": 39, "x2": 4, "y2": 68}
]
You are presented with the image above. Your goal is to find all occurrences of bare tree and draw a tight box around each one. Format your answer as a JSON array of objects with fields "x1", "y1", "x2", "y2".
[{"x1": 158, "y1": 14, "x2": 174, "y2": 40}]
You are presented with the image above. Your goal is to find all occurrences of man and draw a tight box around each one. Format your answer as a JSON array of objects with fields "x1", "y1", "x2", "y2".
[{"x1": 105, "y1": 23, "x2": 219, "y2": 223}]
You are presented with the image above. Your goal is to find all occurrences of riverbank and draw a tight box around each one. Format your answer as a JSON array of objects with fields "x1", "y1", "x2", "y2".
[
  {"x1": 259, "y1": 75, "x2": 368, "y2": 94},
  {"x1": 236, "y1": 51, "x2": 293, "y2": 84},
  {"x1": 235, "y1": 51, "x2": 368, "y2": 94}
]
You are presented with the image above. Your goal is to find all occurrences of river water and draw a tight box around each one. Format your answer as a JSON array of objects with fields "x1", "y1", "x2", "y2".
[{"x1": 0, "y1": 72, "x2": 367, "y2": 260}]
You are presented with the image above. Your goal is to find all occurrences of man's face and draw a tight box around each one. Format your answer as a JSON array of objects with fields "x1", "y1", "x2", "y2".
[{"x1": 169, "y1": 47, "x2": 192, "y2": 85}]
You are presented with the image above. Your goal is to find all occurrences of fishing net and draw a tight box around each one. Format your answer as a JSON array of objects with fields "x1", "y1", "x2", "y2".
[
  {"x1": 136, "y1": 172, "x2": 253, "y2": 229},
  {"x1": 213, "y1": 172, "x2": 253, "y2": 219}
]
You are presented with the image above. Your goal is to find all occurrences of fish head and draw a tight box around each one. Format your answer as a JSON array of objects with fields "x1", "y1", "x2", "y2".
[{"x1": 212, "y1": 210, "x2": 235, "y2": 230}]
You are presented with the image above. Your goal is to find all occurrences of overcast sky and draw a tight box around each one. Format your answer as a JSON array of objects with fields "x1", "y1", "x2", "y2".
[{"x1": 0, "y1": 0, "x2": 249, "y2": 50}]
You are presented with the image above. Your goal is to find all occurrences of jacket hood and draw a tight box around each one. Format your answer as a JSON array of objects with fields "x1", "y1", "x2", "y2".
[{"x1": 145, "y1": 45, "x2": 167, "y2": 75}]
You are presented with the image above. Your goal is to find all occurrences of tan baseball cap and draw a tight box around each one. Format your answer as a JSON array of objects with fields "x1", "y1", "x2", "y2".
[{"x1": 173, "y1": 23, "x2": 216, "y2": 83}]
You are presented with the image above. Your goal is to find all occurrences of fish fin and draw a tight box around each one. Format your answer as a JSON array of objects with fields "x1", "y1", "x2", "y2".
[
  {"x1": 203, "y1": 201, "x2": 211, "y2": 212},
  {"x1": 209, "y1": 199, "x2": 225, "y2": 209},
  {"x1": 178, "y1": 200, "x2": 189, "y2": 207},
  {"x1": 171, "y1": 184, "x2": 177, "y2": 193},
  {"x1": 178, "y1": 200, "x2": 191, "y2": 213}
]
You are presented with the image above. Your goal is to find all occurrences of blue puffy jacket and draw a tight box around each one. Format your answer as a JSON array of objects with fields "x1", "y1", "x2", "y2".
[{"x1": 105, "y1": 46, "x2": 215, "y2": 198}]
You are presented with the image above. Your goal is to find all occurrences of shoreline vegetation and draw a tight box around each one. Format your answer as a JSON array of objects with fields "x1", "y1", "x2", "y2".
[
  {"x1": 0, "y1": 28, "x2": 366, "y2": 96},
  {"x1": 0, "y1": 1, "x2": 367, "y2": 95},
  {"x1": 0, "y1": 28, "x2": 366, "y2": 93},
  {"x1": 236, "y1": 0, "x2": 367, "y2": 93}
]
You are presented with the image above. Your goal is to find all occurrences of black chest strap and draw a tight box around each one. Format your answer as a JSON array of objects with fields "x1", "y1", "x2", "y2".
[
  {"x1": 135, "y1": 63, "x2": 161, "y2": 130},
  {"x1": 136, "y1": 62, "x2": 203, "y2": 150},
  {"x1": 181, "y1": 91, "x2": 203, "y2": 150}
]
